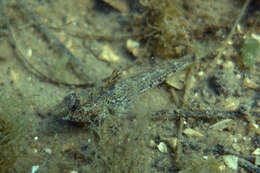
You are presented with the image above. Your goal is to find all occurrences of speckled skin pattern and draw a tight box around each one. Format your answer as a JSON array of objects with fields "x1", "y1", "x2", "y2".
[{"x1": 54, "y1": 55, "x2": 193, "y2": 123}]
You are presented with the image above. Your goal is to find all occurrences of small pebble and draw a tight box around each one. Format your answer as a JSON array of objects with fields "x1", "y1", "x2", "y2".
[
  {"x1": 62, "y1": 142, "x2": 75, "y2": 152},
  {"x1": 44, "y1": 148, "x2": 52, "y2": 154},
  {"x1": 31, "y1": 165, "x2": 39, "y2": 173},
  {"x1": 27, "y1": 48, "x2": 32, "y2": 57},
  {"x1": 149, "y1": 139, "x2": 157, "y2": 148},
  {"x1": 223, "y1": 60, "x2": 234, "y2": 70},
  {"x1": 10, "y1": 70, "x2": 19, "y2": 83},
  {"x1": 232, "y1": 143, "x2": 241, "y2": 152},
  {"x1": 202, "y1": 156, "x2": 208, "y2": 160},
  {"x1": 252, "y1": 33, "x2": 260, "y2": 42},
  {"x1": 174, "y1": 45, "x2": 185, "y2": 56},
  {"x1": 198, "y1": 71, "x2": 204, "y2": 77}
]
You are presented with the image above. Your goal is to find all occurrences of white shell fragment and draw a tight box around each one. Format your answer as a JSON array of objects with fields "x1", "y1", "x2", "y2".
[
  {"x1": 252, "y1": 33, "x2": 260, "y2": 43},
  {"x1": 157, "y1": 142, "x2": 168, "y2": 153},
  {"x1": 99, "y1": 45, "x2": 120, "y2": 63},
  {"x1": 166, "y1": 72, "x2": 186, "y2": 90},
  {"x1": 126, "y1": 39, "x2": 140, "y2": 57},
  {"x1": 243, "y1": 77, "x2": 258, "y2": 89},
  {"x1": 223, "y1": 155, "x2": 238, "y2": 170},
  {"x1": 31, "y1": 165, "x2": 39, "y2": 173},
  {"x1": 149, "y1": 139, "x2": 157, "y2": 148},
  {"x1": 165, "y1": 137, "x2": 178, "y2": 152},
  {"x1": 183, "y1": 128, "x2": 203, "y2": 137},
  {"x1": 209, "y1": 119, "x2": 232, "y2": 130},
  {"x1": 255, "y1": 156, "x2": 260, "y2": 166},
  {"x1": 222, "y1": 97, "x2": 240, "y2": 111},
  {"x1": 70, "y1": 170, "x2": 78, "y2": 173},
  {"x1": 27, "y1": 48, "x2": 32, "y2": 57},
  {"x1": 252, "y1": 148, "x2": 260, "y2": 155},
  {"x1": 102, "y1": 0, "x2": 129, "y2": 13},
  {"x1": 44, "y1": 148, "x2": 52, "y2": 154}
]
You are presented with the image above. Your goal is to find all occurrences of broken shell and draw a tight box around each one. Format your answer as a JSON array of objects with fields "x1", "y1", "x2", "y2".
[
  {"x1": 126, "y1": 39, "x2": 140, "y2": 57},
  {"x1": 236, "y1": 24, "x2": 243, "y2": 34},
  {"x1": 209, "y1": 119, "x2": 232, "y2": 131},
  {"x1": 223, "y1": 60, "x2": 235, "y2": 70},
  {"x1": 223, "y1": 155, "x2": 238, "y2": 170},
  {"x1": 166, "y1": 72, "x2": 186, "y2": 90},
  {"x1": 164, "y1": 137, "x2": 178, "y2": 152},
  {"x1": 157, "y1": 142, "x2": 168, "y2": 153},
  {"x1": 183, "y1": 128, "x2": 203, "y2": 137},
  {"x1": 99, "y1": 45, "x2": 120, "y2": 63},
  {"x1": 243, "y1": 77, "x2": 258, "y2": 89},
  {"x1": 10, "y1": 70, "x2": 19, "y2": 83},
  {"x1": 44, "y1": 148, "x2": 52, "y2": 154},
  {"x1": 62, "y1": 142, "x2": 75, "y2": 152},
  {"x1": 252, "y1": 148, "x2": 260, "y2": 155},
  {"x1": 27, "y1": 48, "x2": 32, "y2": 57},
  {"x1": 222, "y1": 97, "x2": 240, "y2": 111},
  {"x1": 149, "y1": 139, "x2": 157, "y2": 148},
  {"x1": 102, "y1": 0, "x2": 129, "y2": 13},
  {"x1": 255, "y1": 156, "x2": 260, "y2": 166}
]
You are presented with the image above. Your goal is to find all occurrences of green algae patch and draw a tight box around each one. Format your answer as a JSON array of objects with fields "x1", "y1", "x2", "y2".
[
  {"x1": 0, "y1": 115, "x2": 22, "y2": 172},
  {"x1": 241, "y1": 36, "x2": 260, "y2": 67},
  {"x1": 134, "y1": 0, "x2": 240, "y2": 59},
  {"x1": 0, "y1": 92, "x2": 28, "y2": 172}
]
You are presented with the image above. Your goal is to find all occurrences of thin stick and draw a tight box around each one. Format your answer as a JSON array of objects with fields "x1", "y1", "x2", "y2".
[
  {"x1": 0, "y1": 0, "x2": 93, "y2": 88},
  {"x1": 239, "y1": 158, "x2": 260, "y2": 173},
  {"x1": 15, "y1": 0, "x2": 93, "y2": 84},
  {"x1": 216, "y1": 0, "x2": 251, "y2": 60},
  {"x1": 176, "y1": 117, "x2": 184, "y2": 165},
  {"x1": 150, "y1": 108, "x2": 258, "y2": 121}
]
